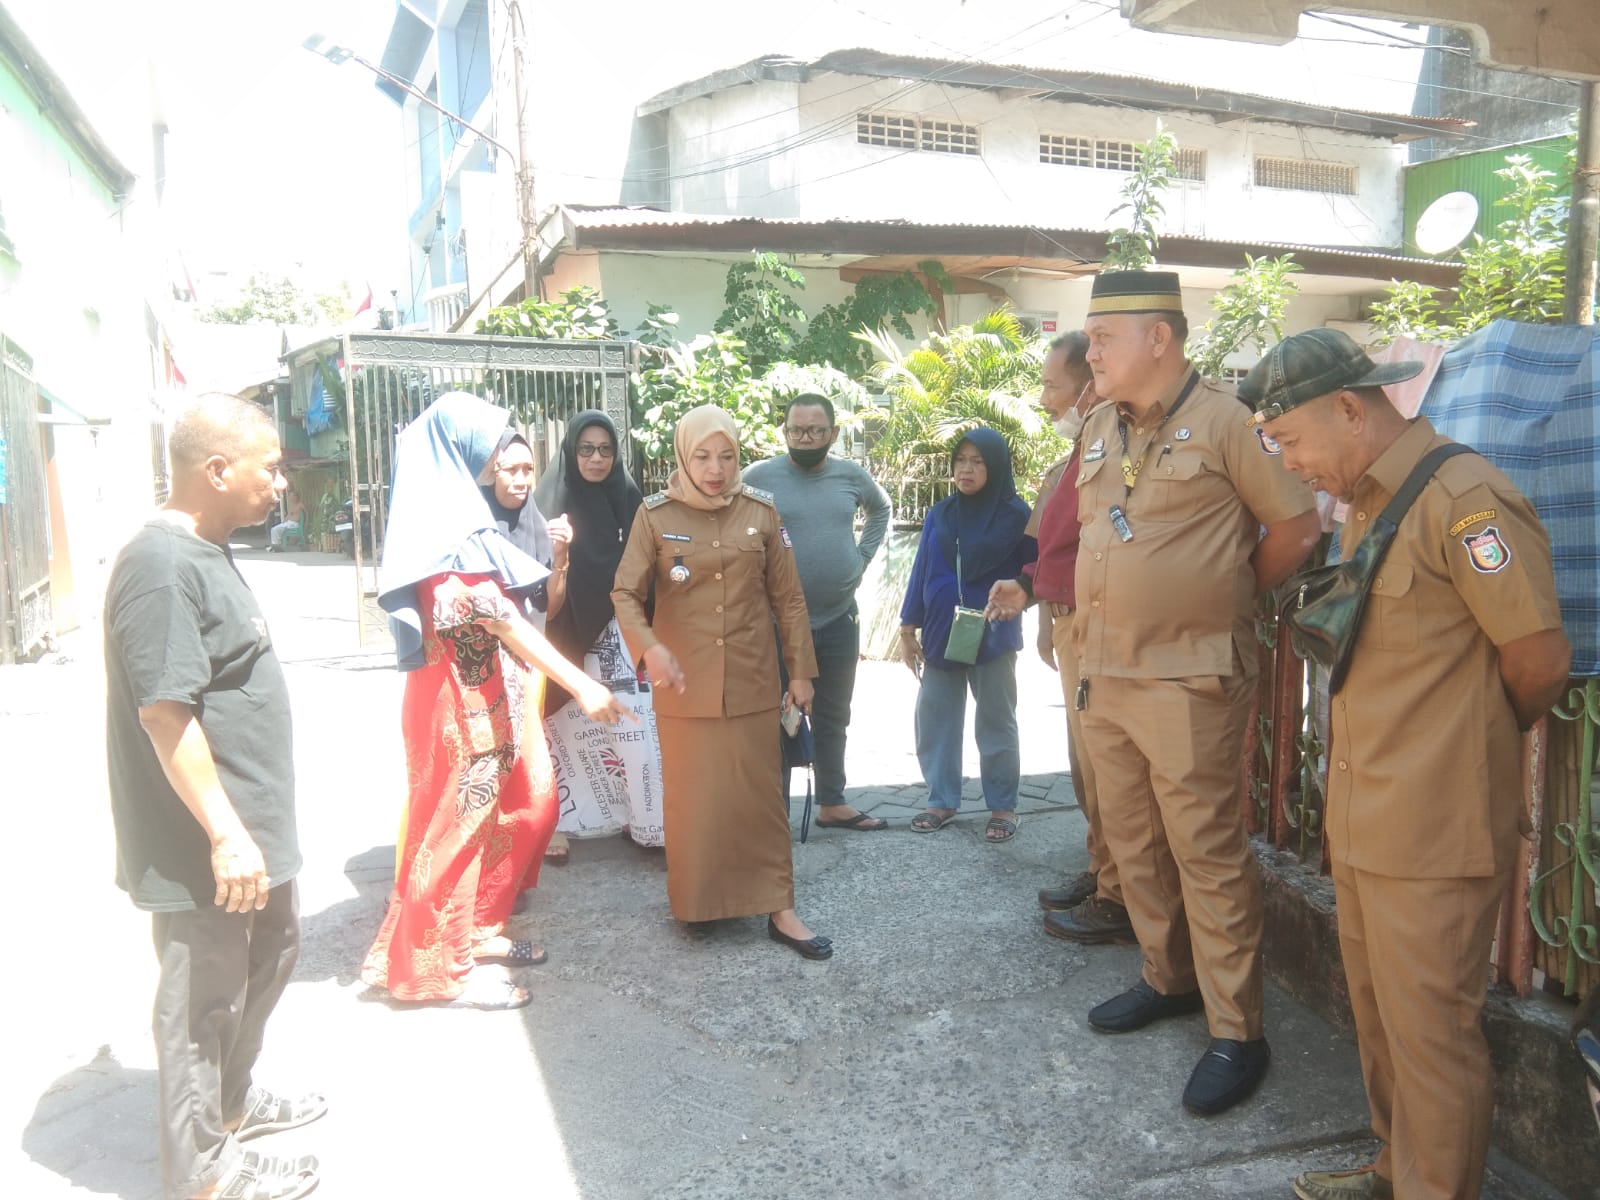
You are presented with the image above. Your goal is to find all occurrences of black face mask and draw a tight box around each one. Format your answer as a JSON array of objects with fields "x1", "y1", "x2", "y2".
[{"x1": 788, "y1": 445, "x2": 830, "y2": 469}]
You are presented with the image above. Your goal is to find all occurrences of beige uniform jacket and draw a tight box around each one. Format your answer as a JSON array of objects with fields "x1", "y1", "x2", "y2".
[
  {"x1": 612, "y1": 488, "x2": 818, "y2": 721},
  {"x1": 1074, "y1": 370, "x2": 1315, "y2": 679},
  {"x1": 1329, "y1": 418, "x2": 1563, "y2": 879}
]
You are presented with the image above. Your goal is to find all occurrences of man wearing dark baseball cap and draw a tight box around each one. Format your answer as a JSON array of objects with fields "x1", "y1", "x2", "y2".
[
  {"x1": 1239, "y1": 327, "x2": 1421, "y2": 434},
  {"x1": 1243, "y1": 328, "x2": 1570, "y2": 1200}
]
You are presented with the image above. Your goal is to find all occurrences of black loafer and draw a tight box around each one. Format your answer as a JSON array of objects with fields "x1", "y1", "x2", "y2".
[
  {"x1": 1182, "y1": 1037, "x2": 1271, "y2": 1115},
  {"x1": 1087, "y1": 978, "x2": 1205, "y2": 1033},
  {"x1": 1038, "y1": 871, "x2": 1097, "y2": 911},
  {"x1": 767, "y1": 918, "x2": 833, "y2": 960},
  {"x1": 1044, "y1": 897, "x2": 1135, "y2": 944}
]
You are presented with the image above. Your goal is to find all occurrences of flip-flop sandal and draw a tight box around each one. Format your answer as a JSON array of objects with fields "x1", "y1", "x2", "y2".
[
  {"x1": 910, "y1": 809, "x2": 958, "y2": 832},
  {"x1": 815, "y1": 812, "x2": 889, "y2": 831},
  {"x1": 208, "y1": 1150, "x2": 320, "y2": 1199},
  {"x1": 231, "y1": 1088, "x2": 328, "y2": 1142},
  {"x1": 985, "y1": 816, "x2": 1019, "y2": 842},
  {"x1": 543, "y1": 832, "x2": 570, "y2": 865},
  {"x1": 473, "y1": 937, "x2": 547, "y2": 967}
]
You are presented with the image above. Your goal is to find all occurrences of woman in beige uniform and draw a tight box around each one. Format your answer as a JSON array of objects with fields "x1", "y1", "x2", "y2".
[{"x1": 612, "y1": 406, "x2": 833, "y2": 959}]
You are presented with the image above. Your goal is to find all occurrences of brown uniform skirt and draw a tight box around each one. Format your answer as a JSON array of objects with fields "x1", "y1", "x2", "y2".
[{"x1": 656, "y1": 709, "x2": 795, "y2": 921}]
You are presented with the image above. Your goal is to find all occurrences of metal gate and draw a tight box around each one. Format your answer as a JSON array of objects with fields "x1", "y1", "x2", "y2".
[
  {"x1": 0, "y1": 336, "x2": 51, "y2": 663},
  {"x1": 339, "y1": 332, "x2": 636, "y2": 643}
]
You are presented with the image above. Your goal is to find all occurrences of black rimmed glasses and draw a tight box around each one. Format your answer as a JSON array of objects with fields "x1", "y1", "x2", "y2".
[
  {"x1": 576, "y1": 444, "x2": 616, "y2": 459},
  {"x1": 784, "y1": 425, "x2": 832, "y2": 442}
]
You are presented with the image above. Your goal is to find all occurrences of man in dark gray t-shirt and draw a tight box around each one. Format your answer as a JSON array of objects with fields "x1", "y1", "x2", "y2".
[
  {"x1": 104, "y1": 393, "x2": 323, "y2": 1200},
  {"x1": 746, "y1": 394, "x2": 891, "y2": 830}
]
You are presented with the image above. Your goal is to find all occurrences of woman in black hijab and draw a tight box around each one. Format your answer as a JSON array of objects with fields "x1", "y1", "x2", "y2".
[
  {"x1": 533, "y1": 412, "x2": 643, "y2": 712},
  {"x1": 533, "y1": 412, "x2": 663, "y2": 848}
]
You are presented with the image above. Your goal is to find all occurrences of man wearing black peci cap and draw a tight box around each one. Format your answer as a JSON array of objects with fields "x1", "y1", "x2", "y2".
[
  {"x1": 1071, "y1": 270, "x2": 1320, "y2": 1116},
  {"x1": 1243, "y1": 328, "x2": 1569, "y2": 1200}
]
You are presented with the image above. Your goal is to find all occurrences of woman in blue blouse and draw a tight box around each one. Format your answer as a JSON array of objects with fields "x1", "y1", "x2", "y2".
[{"x1": 899, "y1": 429, "x2": 1037, "y2": 842}]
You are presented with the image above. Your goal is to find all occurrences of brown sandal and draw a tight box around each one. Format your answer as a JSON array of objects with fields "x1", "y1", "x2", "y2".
[{"x1": 985, "y1": 816, "x2": 1018, "y2": 842}]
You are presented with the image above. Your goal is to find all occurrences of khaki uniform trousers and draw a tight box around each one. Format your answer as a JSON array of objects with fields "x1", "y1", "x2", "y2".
[
  {"x1": 1048, "y1": 608, "x2": 1120, "y2": 905},
  {"x1": 1332, "y1": 862, "x2": 1509, "y2": 1200},
  {"x1": 1079, "y1": 669, "x2": 1263, "y2": 1041}
]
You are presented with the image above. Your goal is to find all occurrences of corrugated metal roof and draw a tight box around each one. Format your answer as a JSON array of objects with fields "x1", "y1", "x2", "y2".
[
  {"x1": 559, "y1": 205, "x2": 1450, "y2": 271},
  {"x1": 639, "y1": 48, "x2": 1471, "y2": 142}
]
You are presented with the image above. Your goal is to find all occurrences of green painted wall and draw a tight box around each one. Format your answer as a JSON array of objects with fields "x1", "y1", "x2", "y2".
[
  {"x1": 1403, "y1": 136, "x2": 1570, "y2": 259},
  {"x1": 0, "y1": 58, "x2": 117, "y2": 210}
]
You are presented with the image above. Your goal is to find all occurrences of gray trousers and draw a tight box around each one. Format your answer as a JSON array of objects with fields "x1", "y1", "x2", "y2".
[{"x1": 150, "y1": 881, "x2": 299, "y2": 1199}]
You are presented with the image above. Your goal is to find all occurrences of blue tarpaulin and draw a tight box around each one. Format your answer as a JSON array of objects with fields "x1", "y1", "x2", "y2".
[
  {"x1": 305, "y1": 361, "x2": 338, "y2": 435},
  {"x1": 1420, "y1": 320, "x2": 1600, "y2": 675}
]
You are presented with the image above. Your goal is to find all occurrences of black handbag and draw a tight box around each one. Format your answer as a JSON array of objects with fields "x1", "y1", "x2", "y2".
[{"x1": 1281, "y1": 443, "x2": 1474, "y2": 694}]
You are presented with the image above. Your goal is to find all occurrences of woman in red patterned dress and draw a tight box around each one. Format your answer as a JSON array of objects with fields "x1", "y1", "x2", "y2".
[{"x1": 361, "y1": 394, "x2": 631, "y2": 1010}]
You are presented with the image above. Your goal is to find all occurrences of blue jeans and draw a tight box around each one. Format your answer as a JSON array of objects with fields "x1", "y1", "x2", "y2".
[{"x1": 914, "y1": 652, "x2": 1019, "y2": 812}]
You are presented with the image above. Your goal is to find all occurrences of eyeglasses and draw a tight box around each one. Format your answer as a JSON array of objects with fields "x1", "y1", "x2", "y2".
[
  {"x1": 576, "y1": 444, "x2": 615, "y2": 459},
  {"x1": 784, "y1": 425, "x2": 832, "y2": 442}
]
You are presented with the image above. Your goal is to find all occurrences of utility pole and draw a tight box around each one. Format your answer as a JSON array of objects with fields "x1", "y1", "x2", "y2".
[
  {"x1": 304, "y1": 31, "x2": 535, "y2": 306},
  {"x1": 506, "y1": 0, "x2": 541, "y2": 303},
  {"x1": 1565, "y1": 81, "x2": 1600, "y2": 325}
]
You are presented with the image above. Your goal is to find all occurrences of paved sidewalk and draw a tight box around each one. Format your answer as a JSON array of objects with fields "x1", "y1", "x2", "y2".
[{"x1": 2, "y1": 552, "x2": 1566, "y2": 1199}]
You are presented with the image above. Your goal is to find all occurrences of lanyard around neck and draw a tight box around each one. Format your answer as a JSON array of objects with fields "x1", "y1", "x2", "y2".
[{"x1": 1119, "y1": 371, "x2": 1199, "y2": 493}]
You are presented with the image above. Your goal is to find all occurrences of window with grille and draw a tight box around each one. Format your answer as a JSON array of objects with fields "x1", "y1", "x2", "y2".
[
  {"x1": 920, "y1": 119, "x2": 981, "y2": 155},
  {"x1": 1039, "y1": 133, "x2": 1093, "y2": 167},
  {"x1": 1039, "y1": 134, "x2": 1204, "y2": 180},
  {"x1": 1094, "y1": 139, "x2": 1140, "y2": 172},
  {"x1": 1254, "y1": 156, "x2": 1357, "y2": 195},
  {"x1": 1175, "y1": 147, "x2": 1207, "y2": 182},
  {"x1": 857, "y1": 112, "x2": 919, "y2": 150}
]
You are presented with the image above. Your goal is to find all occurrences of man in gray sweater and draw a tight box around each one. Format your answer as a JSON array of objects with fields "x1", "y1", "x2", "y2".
[{"x1": 746, "y1": 393, "x2": 892, "y2": 830}]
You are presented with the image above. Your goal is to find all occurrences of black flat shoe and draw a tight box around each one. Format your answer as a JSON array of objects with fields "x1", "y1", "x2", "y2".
[
  {"x1": 1182, "y1": 1037, "x2": 1271, "y2": 1115},
  {"x1": 1087, "y1": 978, "x2": 1205, "y2": 1033},
  {"x1": 767, "y1": 917, "x2": 833, "y2": 960}
]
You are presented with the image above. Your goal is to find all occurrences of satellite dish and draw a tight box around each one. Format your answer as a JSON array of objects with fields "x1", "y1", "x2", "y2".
[{"x1": 1414, "y1": 191, "x2": 1480, "y2": 257}]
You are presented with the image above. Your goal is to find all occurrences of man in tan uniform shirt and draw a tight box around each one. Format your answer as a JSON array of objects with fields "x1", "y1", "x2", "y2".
[
  {"x1": 1243, "y1": 329, "x2": 1570, "y2": 1200},
  {"x1": 1073, "y1": 271, "x2": 1320, "y2": 1117}
]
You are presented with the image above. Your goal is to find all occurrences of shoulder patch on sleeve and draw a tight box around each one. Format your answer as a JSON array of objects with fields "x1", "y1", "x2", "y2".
[
  {"x1": 643, "y1": 491, "x2": 671, "y2": 509},
  {"x1": 742, "y1": 485, "x2": 776, "y2": 507},
  {"x1": 1448, "y1": 509, "x2": 1497, "y2": 539},
  {"x1": 1462, "y1": 525, "x2": 1512, "y2": 574}
]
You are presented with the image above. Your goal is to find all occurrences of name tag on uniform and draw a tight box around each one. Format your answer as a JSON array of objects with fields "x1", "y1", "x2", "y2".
[
  {"x1": 661, "y1": 532, "x2": 691, "y2": 542},
  {"x1": 1082, "y1": 437, "x2": 1106, "y2": 463}
]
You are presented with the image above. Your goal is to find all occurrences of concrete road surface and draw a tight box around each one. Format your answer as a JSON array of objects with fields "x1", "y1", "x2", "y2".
[{"x1": 1, "y1": 550, "x2": 1567, "y2": 1199}]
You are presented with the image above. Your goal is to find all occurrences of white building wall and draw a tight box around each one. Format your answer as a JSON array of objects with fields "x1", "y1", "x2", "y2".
[
  {"x1": 667, "y1": 76, "x2": 1406, "y2": 248},
  {"x1": 593, "y1": 252, "x2": 864, "y2": 342},
  {"x1": 668, "y1": 83, "x2": 804, "y2": 216},
  {"x1": 589, "y1": 249, "x2": 1365, "y2": 377}
]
